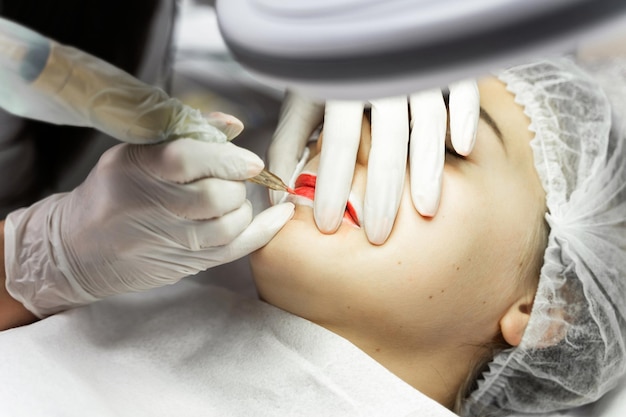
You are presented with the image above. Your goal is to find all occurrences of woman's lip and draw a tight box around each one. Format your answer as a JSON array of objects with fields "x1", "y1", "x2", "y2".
[
  {"x1": 291, "y1": 173, "x2": 361, "y2": 227},
  {"x1": 293, "y1": 173, "x2": 316, "y2": 200},
  {"x1": 294, "y1": 173, "x2": 316, "y2": 190},
  {"x1": 345, "y1": 198, "x2": 360, "y2": 227}
]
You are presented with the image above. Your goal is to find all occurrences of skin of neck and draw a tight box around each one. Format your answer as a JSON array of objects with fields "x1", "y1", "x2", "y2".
[{"x1": 318, "y1": 319, "x2": 487, "y2": 408}]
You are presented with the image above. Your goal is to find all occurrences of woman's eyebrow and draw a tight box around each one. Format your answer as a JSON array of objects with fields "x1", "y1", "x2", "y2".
[{"x1": 479, "y1": 107, "x2": 505, "y2": 150}]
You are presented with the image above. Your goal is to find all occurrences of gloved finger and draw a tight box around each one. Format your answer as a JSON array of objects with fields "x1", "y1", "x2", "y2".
[
  {"x1": 408, "y1": 90, "x2": 447, "y2": 217},
  {"x1": 268, "y1": 92, "x2": 324, "y2": 204},
  {"x1": 194, "y1": 200, "x2": 254, "y2": 249},
  {"x1": 364, "y1": 96, "x2": 409, "y2": 244},
  {"x1": 314, "y1": 100, "x2": 364, "y2": 233},
  {"x1": 160, "y1": 177, "x2": 247, "y2": 221},
  {"x1": 204, "y1": 112, "x2": 244, "y2": 140},
  {"x1": 163, "y1": 200, "x2": 254, "y2": 250},
  {"x1": 449, "y1": 79, "x2": 480, "y2": 156},
  {"x1": 137, "y1": 138, "x2": 264, "y2": 183},
  {"x1": 204, "y1": 202, "x2": 295, "y2": 263}
]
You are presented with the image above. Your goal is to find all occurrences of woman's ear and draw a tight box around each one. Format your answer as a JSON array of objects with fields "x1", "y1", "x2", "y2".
[{"x1": 499, "y1": 294, "x2": 534, "y2": 347}]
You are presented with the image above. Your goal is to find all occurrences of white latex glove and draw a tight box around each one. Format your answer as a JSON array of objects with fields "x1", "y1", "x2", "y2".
[
  {"x1": 268, "y1": 93, "x2": 325, "y2": 205},
  {"x1": 409, "y1": 80, "x2": 479, "y2": 217},
  {"x1": 4, "y1": 137, "x2": 295, "y2": 317},
  {"x1": 268, "y1": 81, "x2": 479, "y2": 244}
]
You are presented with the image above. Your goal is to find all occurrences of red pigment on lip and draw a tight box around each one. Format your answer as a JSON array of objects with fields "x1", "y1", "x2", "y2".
[
  {"x1": 295, "y1": 173, "x2": 316, "y2": 189},
  {"x1": 344, "y1": 201, "x2": 359, "y2": 226},
  {"x1": 293, "y1": 173, "x2": 316, "y2": 199},
  {"x1": 293, "y1": 174, "x2": 360, "y2": 226}
]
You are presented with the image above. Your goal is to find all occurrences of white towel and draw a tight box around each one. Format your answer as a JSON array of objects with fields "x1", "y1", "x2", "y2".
[{"x1": 0, "y1": 279, "x2": 457, "y2": 417}]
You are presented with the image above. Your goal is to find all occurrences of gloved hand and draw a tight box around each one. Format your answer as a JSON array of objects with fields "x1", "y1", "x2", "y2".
[
  {"x1": 4, "y1": 133, "x2": 294, "y2": 317},
  {"x1": 268, "y1": 81, "x2": 479, "y2": 244}
]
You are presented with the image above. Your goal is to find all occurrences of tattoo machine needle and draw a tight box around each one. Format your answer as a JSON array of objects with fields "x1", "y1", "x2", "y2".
[{"x1": 248, "y1": 169, "x2": 296, "y2": 194}]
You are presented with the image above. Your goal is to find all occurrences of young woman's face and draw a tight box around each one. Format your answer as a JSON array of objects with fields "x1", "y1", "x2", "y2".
[{"x1": 251, "y1": 78, "x2": 545, "y2": 380}]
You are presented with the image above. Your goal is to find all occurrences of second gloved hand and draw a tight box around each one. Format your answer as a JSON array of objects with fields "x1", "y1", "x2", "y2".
[
  {"x1": 4, "y1": 138, "x2": 294, "y2": 317},
  {"x1": 268, "y1": 82, "x2": 479, "y2": 245}
]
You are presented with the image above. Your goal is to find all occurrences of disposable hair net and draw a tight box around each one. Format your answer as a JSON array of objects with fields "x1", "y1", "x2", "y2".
[{"x1": 463, "y1": 58, "x2": 626, "y2": 416}]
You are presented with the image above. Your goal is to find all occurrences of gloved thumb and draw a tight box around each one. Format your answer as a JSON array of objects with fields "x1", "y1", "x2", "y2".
[{"x1": 211, "y1": 202, "x2": 295, "y2": 263}]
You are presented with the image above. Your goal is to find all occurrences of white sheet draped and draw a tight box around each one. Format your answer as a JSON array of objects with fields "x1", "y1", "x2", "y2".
[{"x1": 0, "y1": 279, "x2": 456, "y2": 417}]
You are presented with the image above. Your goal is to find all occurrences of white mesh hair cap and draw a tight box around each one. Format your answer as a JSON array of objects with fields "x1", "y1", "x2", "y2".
[{"x1": 462, "y1": 57, "x2": 626, "y2": 416}]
